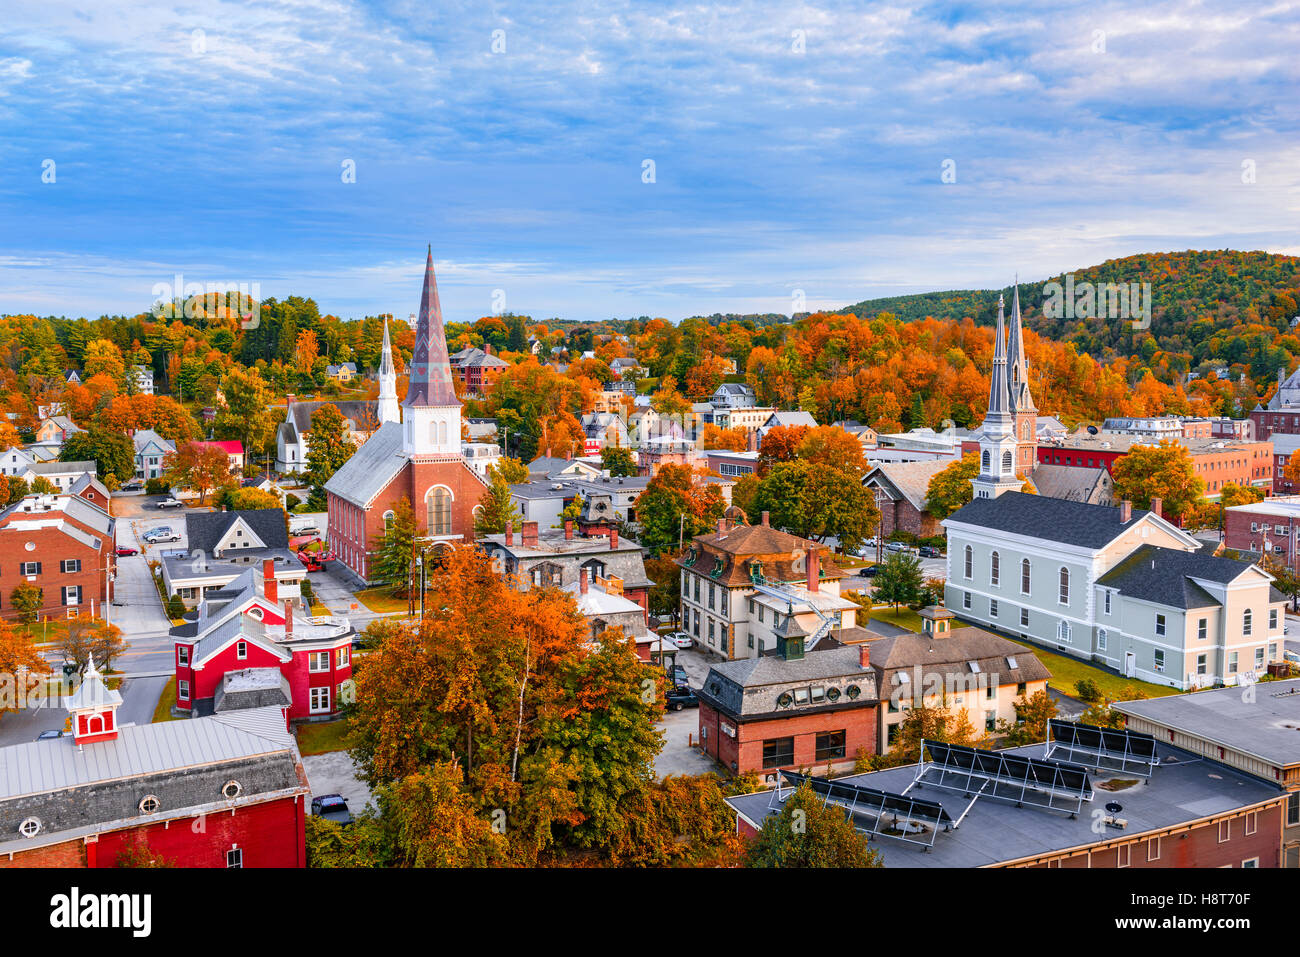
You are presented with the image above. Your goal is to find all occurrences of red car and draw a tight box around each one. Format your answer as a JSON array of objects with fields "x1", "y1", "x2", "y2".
[{"x1": 115, "y1": 545, "x2": 139, "y2": 557}]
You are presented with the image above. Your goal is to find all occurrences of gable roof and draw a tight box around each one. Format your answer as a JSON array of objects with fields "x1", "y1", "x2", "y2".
[
  {"x1": 186, "y1": 509, "x2": 288, "y2": 554},
  {"x1": 285, "y1": 399, "x2": 378, "y2": 434},
  {"x1": 133, "y1": 429, "x2": 174, "y2": 455},
  {"x1": 945, "y1": 490, "x2": 1187, "y2": 550},
  {"x1": 864, "y1": 460, "x2": 949, "y2": 513},
  {"x1": 321, "y1": 420, "x2": 407, "y2": 508},
  {"x1": 866, "y1": 626, "x2": 1052, "y2": 689},
  {"x1": 1025, "y1": 464, "x2": 1112, "y2": 504},
  {"x1": 1096, "y1": 544, "x2": 1263, "y2": 609}
]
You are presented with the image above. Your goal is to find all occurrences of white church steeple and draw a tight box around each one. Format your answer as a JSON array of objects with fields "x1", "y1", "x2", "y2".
[
  {"x1": 972, "y1": 293, "x2": 1023, "y2": 500},
  {"x1": 377, "y1": 318, "x2": 400, "y2": 426}
]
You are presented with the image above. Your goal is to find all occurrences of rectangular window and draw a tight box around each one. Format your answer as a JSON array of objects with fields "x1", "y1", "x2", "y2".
[
  {"x1": 1148, "y1": 837, "x2": 1161, "y2": 862},
  {"x1": 1020, "y1": 607, "x2": 1029, "y2": 627},
  {"x1": 1219, "y1": 819, "x2": 1230, "y2": 843},
  {"x1": 708, "y1": 583, "x2": 715, "y2": 610},
  {"x1": 1244, "y1": 609, "x2": 1253, "y2": 636},
  {"x1": 1287, "y1": 793, "x2": 1299, "y2": 826},
  {"x1": 1155, "y1": 614, "x2": 1166, "y2": 637},
  {"x1": 178, "y1": 646, "x2": 189, "y2": 667},
  {"x1": 309, "y1": 651, "x2": 330, "y2": 672},
  {"x1": 1246, "y1": 812, "x2": 1258, "y2": 836},
  {"x1": 226, "y1": 848, "x2": 243, "y2": 868},
  {"x1": 708, "y1": 621, "x2": 715, "y2": 645},
  {"x1": 984, "y1": 711, "x2": 997, "y2": 732},
  {"x1": 762, "y1": 737, "x2": 795, "y2": 769},
  {"x1": 1198, "y1": 618, "x2": 1208, "y2": 641},
  {"x1": 963, "y1": 591, "x2": 971, "y2": 610},
  {"x1": 178, "y1": 679, "x2": 190, "y2": 700},
  {"x1": 309, "y1": 686, "x2": 331, "y2": 713},
  {"x1": 1271, "y1": 609, "x2": 1279, "y2": 630},
  {"x1": 1016, "y1": 682, "x2": 1026, "y2": 696},
  {"x1": 1154, "y1": 649, "x2": 1164, "y2": 674},
  {"x1": 19, "y1": 561, "x2": 41, "y2": 576},
  {"x1": 693, "y1": 577, "x2": 699, "y2": 602},
  {"x1": 61, "y1": 559, "x2": 81, "y2": 573},
  {"x1": 814, "y1": 731, "x2": 846, "y2": 762},
  {"x1": 1104, "y1": 590, "x2": 1111, "y2": 615},
  {"x1": 1242, "y1": 857, "x2": 1259, "y2": 868},
  {"x1": 338, "y1": 646, "x2": 350, "y2": 668},
  {"x1": 1197, "y1": 654, "x2": 1207, "y2": 675},
  {"x1": 1117, "y1": 844, "x2": 1130, "y2": 868},
  {"x1": 989, "y1": 598, "x2": 998, "y2": 618},
  {"x1": 236, "y1": 641, "x2": 247, "y2": 660},
  {"x1": 62, "y1": 585, "x2": 81, "y2": 605},
  {"x1": 1228, "y1": 652, "x2": 1238, "y2": 675},
  {"x1": 1256, "y1": 647, "x2": 1266, "y2": 670}
]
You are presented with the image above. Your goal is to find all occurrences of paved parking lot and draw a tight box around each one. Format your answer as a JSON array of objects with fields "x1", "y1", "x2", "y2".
[{"x1": 301, "y1": 750, "x2": 375, "y2": 816}]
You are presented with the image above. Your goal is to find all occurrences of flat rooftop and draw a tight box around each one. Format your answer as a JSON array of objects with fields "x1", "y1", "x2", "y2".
[
  {"x1": 1225, "y1": 495, "x2": 1300, "y2": 519},
  {"x1": 1116, "y1": 678, "x2": 1300, "y2": 769},
  {"x1": 725, "y1": 741, "x2": 1282, "y2": 868}
]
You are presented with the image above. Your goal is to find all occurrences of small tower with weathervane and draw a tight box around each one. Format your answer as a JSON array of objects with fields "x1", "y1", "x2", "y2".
[{"x1": 66, "y1": 656, "x2": 122, "y2": 745}]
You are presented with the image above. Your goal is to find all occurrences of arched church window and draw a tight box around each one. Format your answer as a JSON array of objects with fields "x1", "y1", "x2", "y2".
[
  {"x1": 426, "y1": 487, "x2": 452, "y2": 536},
  {"x1": 1002, "y1": 450, "x2": 1013, "y2": 473},
  {"x1": 981, "y1": 450, "x2": 990, "y2": 471}
]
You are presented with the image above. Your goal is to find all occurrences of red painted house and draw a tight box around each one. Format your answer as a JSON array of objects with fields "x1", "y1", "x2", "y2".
[
  {"x1": 0, "y1": 661, "x2": 308, "y2": 868},
  {"x1": 172, "y1": 560, "x2": 354, "y2": 721}
]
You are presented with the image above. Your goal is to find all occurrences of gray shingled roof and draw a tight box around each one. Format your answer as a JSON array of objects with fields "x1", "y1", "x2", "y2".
[
  {"x1": 321, "y1": 420, "x2": 407, "y2": 507},
  {"x1": 286, "y1": 399, "x2": 377, "y2": 433},
  {"x1": 866, "y1": 626, "x2": 1052, "y2": 689},
  {"x1": 1097, "y1": 544, "x2": 1258, "y2": 609},
  {"x1": 186, "y1": 509, "x2": 289, "y2": 554},
  {"x1": 701, "y1": 646, "x2": 878, "y2": 718},
  {"x1": 946, "y1": 490, "x2": 1153, "y2": 549},
  {"x1": 865, "y1": 460, "x2": 948, "y2": 512}
]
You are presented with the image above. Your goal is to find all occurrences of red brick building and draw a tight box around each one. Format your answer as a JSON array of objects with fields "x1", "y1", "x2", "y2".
[
  {"x1": 863, "y1": 460, "x2": 946, "y2": 539},
  {"x1": 0, "y1": 662, "x2": 308, "y2": 868},
  {"x1": 0, "y1": 493, "x2": 115, "y2": 622},
  {"x1": 324, "y1": 248, "x2": 489, "y2": 584},
  {"x1": 172, "y1": 560, "x2": 355, "y2": 721},
  {"x1": 696, "y1": 630, "x2": 879, "y2": 782},
  {"x1": 449, "y1": 345, "x2": 508, "y2": 395}
]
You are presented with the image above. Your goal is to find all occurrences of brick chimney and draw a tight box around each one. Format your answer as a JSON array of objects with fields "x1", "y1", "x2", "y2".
[
  {"x1": 564, "y1": 519, "x2": 574, "y2": 541},
  {"x1": 859, "y1": 644, "x2": 870, "y2": 669},
  {"x1": 610, "y1": 526, "x2": 618, "y2": 549},
  {"x1": 522, "y1": 521, "x2": 538, "y2": 546},
  {"x1": 761, "y1": 510, "x2": 770, "y2": 527},
  {"x1": 263, "y1": 558, "x2": 277, "y2": 605},
  {"x1": 1120, "y1": 499, "x2": 1132, "y2": 523},
  {"x1": 1150, "y1": 496, "x2": 1163, "y2": 519},
  {"x1": 283, "y1": 599, "x2": 294, "y2": 636},
  {"x1": 717, "y1": 518, "x2": 727, "y2": 537},
  {"x1": 505, "y1": 522, "x2": 513, "y2": 546},
  {"x1": 580, "y1": 568, "x2": 589, "y2": 594},
  {"x1": 807, "y1": 548, "x2": 820, "y2": 593}
]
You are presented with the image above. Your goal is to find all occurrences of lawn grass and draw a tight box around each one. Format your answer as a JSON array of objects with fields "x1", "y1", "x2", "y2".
[
  {"x1": 152, "y1": 677, "x2": 180, "y2": 723},
  {"x1": 309, "y1": 600, "x2": 331, "y2": 617},
  {"x1": 353, "y1": 586, "x2": 413, "y2": 614},
  {"x1": 1004, "y1": 638, "x2": 1180, "y2": 702},
  {"x1": 866, "y1": 607, "x2": 925, "y2": 632},
  {"x1": 297, "y1": 720, "x2": 353, "y2": 755}
]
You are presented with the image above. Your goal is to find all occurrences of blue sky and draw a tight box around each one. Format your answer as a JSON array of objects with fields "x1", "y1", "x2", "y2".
[{"x1": 1, "y1": 0, "x2": 1297, "y2": 322}]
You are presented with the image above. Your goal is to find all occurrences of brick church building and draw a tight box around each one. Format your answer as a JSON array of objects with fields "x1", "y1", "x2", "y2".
[{"x1": 324, "y1": 248, "x2": 489, "y2": 584}]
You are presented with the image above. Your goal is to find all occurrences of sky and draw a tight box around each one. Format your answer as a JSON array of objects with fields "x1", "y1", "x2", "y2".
[{"x1": 0, "y1": 0, "x2": 1297, "y2": 323}]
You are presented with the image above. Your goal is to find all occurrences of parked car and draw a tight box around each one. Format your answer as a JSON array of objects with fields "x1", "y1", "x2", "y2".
[
  {"x1": 35, "y1": 730, "x2": 68, "y2": 741},
  {"x1": 294, "y1": 524, "x2": 321, "y2": 537},
  {"x1": 665, "y1": 685, "x2": 699, "y2": 711},
  {"x1": 114, "y1": 545, "x2": 139, "y2": 557},
  {"x1": 155, "y1": 497, "x2": 184, "y2": 509},
  {"x1": 861, "y1": 564, "x2": 882, "y2": 578},
  {"x1": 666, "y1": 664, "x2": 689, "y2": 685},
  {"x1": 143, "y1": 527, "x2": 179, "y2": 544},
  {"x1": 310, "y1": 794, "x2": 354, "y2": 826},
  {"x1": 919, "y1": 545, "x2": 943, "y2": 558},
  {"x1": 119, "y1": 479, "x2": 143, "y2": 491},
  {"x1": 666, "y1": 632, "x2": 693, "y2": 650},
  {"x1": 886, "y1": 541, "x2": 907, "y2": 552}
]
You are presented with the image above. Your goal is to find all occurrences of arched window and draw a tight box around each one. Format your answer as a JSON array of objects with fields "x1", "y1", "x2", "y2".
[
  {"x1": 1058, "y1": 567, "x2": 1070, "y2": 605},
  {"x1": 1098, "y1": 627, "x2": 1108, "y2": 651},
  {"x1": 1243, "y1": 608, "x2": 1253, "y2": 636},
  {"x1": 964, "y1": 545, "x2": 973, "y2": 579},
  {"x1": 990, "y1": 551, "x2": 1000, "y2": 586},
  {"x1": 981, "y1": 450, "x2": 990, "y2": 472},
  {"x1": 1021, "y1": 558, "x2": 1031, "y2": 594},
  {"x1": 1002, "y1": 450, "x2": 1013, "y2": 473},
  {"x1": 382, "y1": 510, "x2": 395, "y2": 535},
  {"x1": 438, "y1": 421, "x2": 448, "y2": 445},
  {"x1": 426, "y1": 487, "x2": 452, "y2": 536},
  {"x1": 1058, "y1": 619, "x2": 1071, "y2": 643}
]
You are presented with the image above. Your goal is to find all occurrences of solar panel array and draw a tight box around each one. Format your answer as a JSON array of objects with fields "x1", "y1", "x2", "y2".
[
  {"x1": 914, "y1": 739, "x2": 1095, "y2": 816},
  {"x1": 772, "y1": 770, "x2": 954, "y2": 848},
  {"x1": 1045, "y1": 719, "x2": 1159, "y2": 777}
]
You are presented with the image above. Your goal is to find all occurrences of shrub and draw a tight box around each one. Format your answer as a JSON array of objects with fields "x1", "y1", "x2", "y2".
[
  {"x1": 166, "y1": 593, "x2": 187, "y2": 619},
  {"x1": 145, "y1": 478, "x2": 169, "y2": 495},
  {"x1": 285, "y1": 493, "x2": 301, "y2": 509},
  {"x1": 1074, "y1": 677, "x2": 1102, "y2": 702},
  {"x1": 10, "y1": 583, "x2": 43, "y2": 623}
]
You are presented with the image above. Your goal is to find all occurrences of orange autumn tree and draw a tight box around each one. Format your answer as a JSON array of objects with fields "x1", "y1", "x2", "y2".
[
  {"x1": 796, "y1": 425, "x2": 868, "y2": 478},
  {"x1": 0, "y1": 618, "x2": 51, "y2": 713},
  {"x1": 347, "y1": 546, "x2": 702, "y2": 864},
  {"x1": 757, "y1": 424, "x2": 810, "y2": 475},
  {"x1": 164, "y1": 441, "x2": 233, "y2": 505},
  {"x1": 700, "y1": 424, "x2": 749, "y2": 452}
]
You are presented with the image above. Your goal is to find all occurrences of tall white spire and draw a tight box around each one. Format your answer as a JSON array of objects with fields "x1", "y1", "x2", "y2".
[
  {"x1": 377, "y1": 317, "x2": 400, "y2": 425},
  {"x1": 972, "y1": 292, "x2": 1022, "y2": 500}
]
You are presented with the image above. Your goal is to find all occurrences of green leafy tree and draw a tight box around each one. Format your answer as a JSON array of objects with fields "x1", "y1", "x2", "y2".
[
  {"x1": 998, "y1": 690, "x2": 1059, "y2": 746},
  {"x1": 372, "y1": 497, "x2": 418, "y2": 595},
  {"x1": 167, "y1": 593, "x2": 188, "y2": 620},
  {"x1": 60, "y1": 428, "x2": 135, "y2": 483},
  {"x1": 635, "y1": 464, "x2": 726, "y2": 555},
  {"x1": 925, "y1": 452, "x2": 979, "y2": 521},
  {"x1": 599, "y1": 445, "x2": 637, "y2": 477},
  {"x1": 306, "y1": 404, "x2": 357, "y2": 489},
  {"x1": 214, "y1": 366, "x2": 277, "y2": 456},
  {"x1": 10, "y1": 584, "x2": 43, "y2": 624},
  {"x1": 746, "y1": 781, "x2": 884, "y2": 868},
  {"x1": 31, "y1": 476, "x2": 56, "y2": 494},
  {"x1": 474, "y1": 464, "x2": 522, "y2": 536},
  {"x1": 645, "y1": 550, "x2": 683, "y2": 625},
  {"x1": 59, "y1": 619, "x2": 128, "y2": 675},
  {"x1": 753, "y1": 460, "x2": 878, "y2": 551},
  {"x1": 872, "y1": 551, "x2": 924, "y2": 610},
  {"x1": 494, "y1": 457, "x2": 530, "y2": 484}
]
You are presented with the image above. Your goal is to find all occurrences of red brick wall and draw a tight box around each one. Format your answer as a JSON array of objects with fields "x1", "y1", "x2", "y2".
[
  {"x1": 0, "y1": 518, "x2": 114, "y2": 622},
  {"x1": 700, "y1": 701, "x2": 878, "y2": 776},
  {"x1": 878, "y1": 498, "x2": 939, "y2": 539}
]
